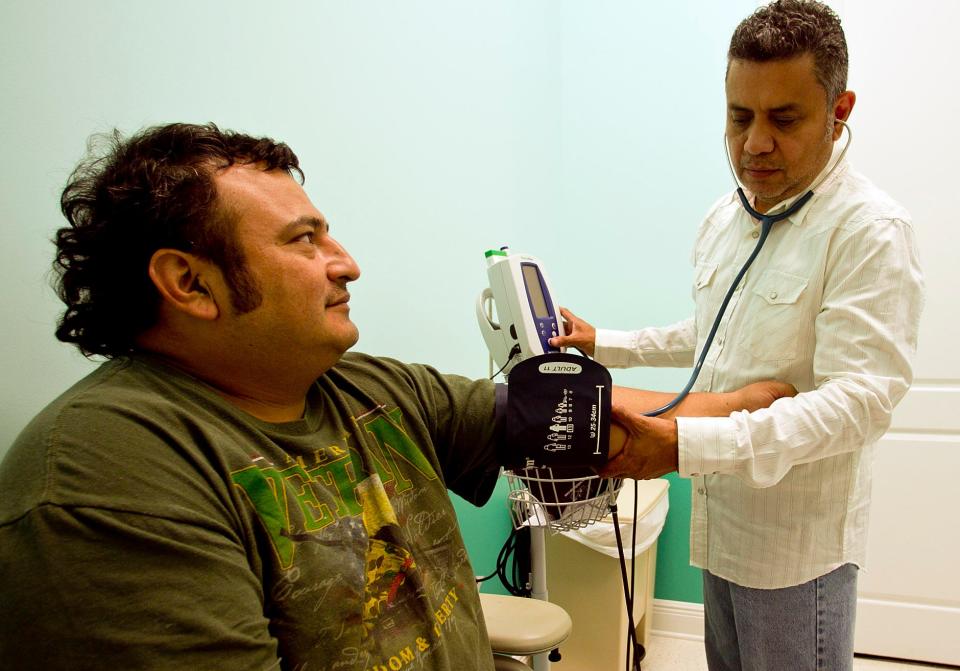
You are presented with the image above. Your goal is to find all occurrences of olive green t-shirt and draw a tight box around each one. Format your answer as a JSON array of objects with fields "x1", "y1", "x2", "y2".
[{"x1": 0, "y1": 352, "x2": 501, "y2": 670}]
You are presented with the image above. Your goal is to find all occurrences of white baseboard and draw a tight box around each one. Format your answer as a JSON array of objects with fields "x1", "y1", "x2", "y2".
[{"x1": 650, "y1": 598, "x2": 705, "y2": 641}]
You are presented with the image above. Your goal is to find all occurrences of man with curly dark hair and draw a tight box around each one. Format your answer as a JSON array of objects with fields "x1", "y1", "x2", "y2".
[
  {"x1": 551, "y1": 2, "x2": 924, "y2": 669},
  {"x1": 0, "y1": 122, "x2": 794, "y2": 670},
  {"x1": 53, "y1": 124, "x2": 286, "y2": 357}
]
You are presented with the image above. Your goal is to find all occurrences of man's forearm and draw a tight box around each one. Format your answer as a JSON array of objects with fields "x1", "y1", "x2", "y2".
[
  {"x1": 612, "y1": 381, "x2": 792, "y2": 421},
  {"x1": 612, "y1": 386, "x2": 733, "y2": 420},
  {"x1": 603, "y1": 381, "x2": 796, "y2": 479}
]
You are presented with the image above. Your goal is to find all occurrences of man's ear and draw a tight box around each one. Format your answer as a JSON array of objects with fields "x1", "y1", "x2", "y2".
[
  {"x1": 833, "y1": 90, "x2": 857, "y2": 140},
  {"x1": 147, "y1": 249, "x2": 220, "y2": 321}
]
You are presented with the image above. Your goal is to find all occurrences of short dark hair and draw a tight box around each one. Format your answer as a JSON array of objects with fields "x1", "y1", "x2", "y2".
[
  {"x1": 728, "y1": 0, "x2": 849, "y2": 104},
  {"x1": 55, "y1": 122, "x2": 303, "y2": 358}
]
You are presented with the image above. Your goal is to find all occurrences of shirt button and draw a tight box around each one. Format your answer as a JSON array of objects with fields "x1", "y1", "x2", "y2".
[
  {"x1": 698, "y1": 488, "x2": 706, "y2": 495},
  {"x1": 751, "y1": 230, "x2": 760, "y2": 239},
  {"x1": 769, "y1": 291, "x2": 778, "y2": 300}
]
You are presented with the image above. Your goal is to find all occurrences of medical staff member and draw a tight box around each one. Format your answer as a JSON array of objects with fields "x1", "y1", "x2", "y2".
[{"x1": 551, "y1": 1, "x2": 924, "y2": 669}]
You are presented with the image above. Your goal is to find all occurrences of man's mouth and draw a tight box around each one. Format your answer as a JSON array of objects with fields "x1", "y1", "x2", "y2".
[
  {"x1": 743, "y1": 165, "x2": 781, "y2": 178},
  {"x1": 327, "y1": 293, "x2": 351, "y2": 308}
]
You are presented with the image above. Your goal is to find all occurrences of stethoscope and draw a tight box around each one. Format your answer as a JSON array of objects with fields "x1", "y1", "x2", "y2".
[{"x1": 641, "y1": 119, "x2": 852, "y2": 417}]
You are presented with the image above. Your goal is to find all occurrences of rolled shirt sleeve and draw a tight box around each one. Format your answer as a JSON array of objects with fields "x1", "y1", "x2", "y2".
[{"x1": 594, "y1": 318, "x2": 697, "y2": 369}]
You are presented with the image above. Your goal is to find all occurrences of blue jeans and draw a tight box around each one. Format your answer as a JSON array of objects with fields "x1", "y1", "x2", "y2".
[{"x1": 703, "y1": 564, "x2": 858, "y2": 671}]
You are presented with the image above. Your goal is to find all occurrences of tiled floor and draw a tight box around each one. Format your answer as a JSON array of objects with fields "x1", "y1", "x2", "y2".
[{"x1": 639, "y1": 635, "x2": 956, "y2": 671}]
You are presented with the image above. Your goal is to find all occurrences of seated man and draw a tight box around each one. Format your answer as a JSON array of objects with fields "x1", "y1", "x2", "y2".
[{"x1": 0, "y1": 123, "x2": 793, "y2": 671}]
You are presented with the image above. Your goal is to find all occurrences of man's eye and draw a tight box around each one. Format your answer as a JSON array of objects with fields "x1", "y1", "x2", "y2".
[
  {"x1": 774, "y1": 117, "x2": 797, "y2": 128},
  {"x1": 293, "y1": 232, "x2": 315, "y2": 244},
  {"x1": 730, "y1": 116, "x2": 750, "y2": 127}
]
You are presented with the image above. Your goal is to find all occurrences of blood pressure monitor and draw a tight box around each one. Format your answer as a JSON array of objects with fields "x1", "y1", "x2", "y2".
[
  {"x1": 476, "y1": 246, "x2": 610, "y2": 470},
  {"x1": 476, "y1": 247, "x2": 564, "y2": 377}
]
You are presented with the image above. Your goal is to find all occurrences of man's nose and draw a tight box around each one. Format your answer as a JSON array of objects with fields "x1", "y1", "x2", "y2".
[
  {"x1": 327, "y1": 238, "x2": 361, "y2": 282},
  {"x1": 743, "y1": 123, "x2": 774, "y2": 155}
]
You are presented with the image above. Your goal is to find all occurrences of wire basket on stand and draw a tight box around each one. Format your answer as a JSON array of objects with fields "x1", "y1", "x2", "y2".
[{"x1": 503, "y1": 466, "x2": 623, "y2": 533}]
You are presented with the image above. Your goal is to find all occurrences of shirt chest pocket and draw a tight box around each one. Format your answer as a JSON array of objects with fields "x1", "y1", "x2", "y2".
[
  {"x1": 739, "y1": 269, "x2": 809, "y2": 362},
  {"x1": 693, "y1": 262, "x2": 720, "y2": 343}
]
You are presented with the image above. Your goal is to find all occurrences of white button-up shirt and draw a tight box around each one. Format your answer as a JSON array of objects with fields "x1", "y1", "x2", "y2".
[{"x1": 594, "y1": 157, "x2": 924, "y2": 589}]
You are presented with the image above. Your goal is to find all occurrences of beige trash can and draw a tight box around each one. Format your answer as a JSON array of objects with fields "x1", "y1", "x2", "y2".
[{"x1": 544, "y1": 478, "x2": 669, "y2": 671}]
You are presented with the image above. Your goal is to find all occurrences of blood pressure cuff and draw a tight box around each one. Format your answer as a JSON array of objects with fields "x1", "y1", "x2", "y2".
[{"x1": 502, "y1": 352, "x2": 612, "y2": 470}]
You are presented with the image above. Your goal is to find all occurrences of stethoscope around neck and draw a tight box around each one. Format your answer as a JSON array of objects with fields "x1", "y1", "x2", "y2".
[
  {"x1": 641, "y1": 119, "x2": 851, "y2": 417},
  {"x1": 725, "y1": 118, "x2": 852, "y2": 226}
]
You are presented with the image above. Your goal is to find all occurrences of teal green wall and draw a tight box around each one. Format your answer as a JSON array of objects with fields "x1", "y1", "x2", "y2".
[
  {"x1": 656, "y1": 474, "x2": 701, "y2": 602},
  {"x1": 451, "y1": 482, "x2": 514, "y2": 596},
  {"x1": 1, "y1": 0, "x2": 755, "y2": 605}
]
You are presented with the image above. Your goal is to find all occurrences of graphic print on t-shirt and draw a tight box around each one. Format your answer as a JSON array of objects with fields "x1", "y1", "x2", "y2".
[
  {"x1": 355, "y1": 474, "x2": 417, "y2": 635},
  {"x1": 229, "y1": 406, "x2": 437, "y2": 569}
]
